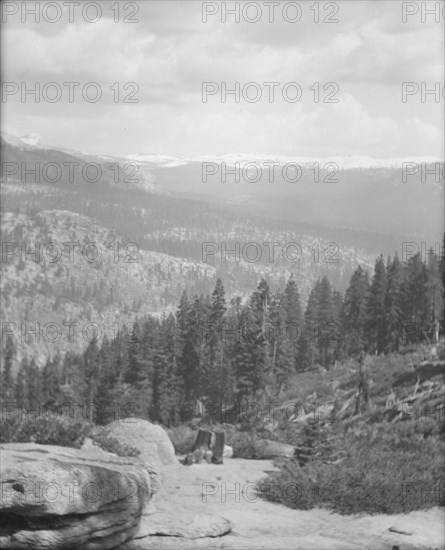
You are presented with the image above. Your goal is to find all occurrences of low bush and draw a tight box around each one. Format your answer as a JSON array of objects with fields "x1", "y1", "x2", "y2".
[
  {"x1": 258, "y1": 417, "x2": 444, "y2": 514},
  {"x1": 0, "y1": 410, "x2": 90, "y2": 448},
  {"x1": 226, "y1": 430, "x2": 259, "y2": 459},
  {"x1": 167, "y1": 424, "x2": 196, "y2": 455},
  {"x1": 88, "y1": 427, "x2": 141, "y2": 457},
  {"x1": 0, "y1": 409, "x2": 140, "y2": 458}
]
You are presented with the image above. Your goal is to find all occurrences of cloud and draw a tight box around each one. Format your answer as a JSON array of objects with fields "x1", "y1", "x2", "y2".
[{"x1": 1, "y1": 0, "x2": 442, "y2": 158}]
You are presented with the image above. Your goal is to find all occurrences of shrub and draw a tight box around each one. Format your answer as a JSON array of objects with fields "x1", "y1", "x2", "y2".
[
  {"x1": 0, "y1": 410, "x2": 140, "y2": 458},
  {"x1": 167, "y1": 424, "x2": 196, "y2": 455},
  {"x1": 226, "y1": 430, "x2": 261, "y2": 459},
  {"x1": 88, "y1": 427, "x2": 141, "y2": 458},
  {"x1": 0, "y1": 411, "x2": 90, "y2": 448},
  {"x1": 258, "y1": 418, "x2": 444, "y2": 514}
]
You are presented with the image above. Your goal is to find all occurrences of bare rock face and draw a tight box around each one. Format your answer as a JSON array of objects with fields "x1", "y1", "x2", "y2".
[
  {"x1": 103, "y1": 420, "x2": 179, "y2": 504},
  {"x1": 252, "y1": 439, "x2": 295, "y2": 459},
  {"x1": 0, "y1": 442, "x2": 154, "y2": 550},
  {"x1": 105, "y1": 420, "x2": 178, "y2": 471}
]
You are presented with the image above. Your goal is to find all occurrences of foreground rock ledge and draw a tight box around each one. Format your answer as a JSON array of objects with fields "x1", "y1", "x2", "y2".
[
  {"x1": 136, "y1": 512, "x2": 232, "y2": 540},
  {"x1": 0, "y1": 443, "x2": 154, "y2": 550}
]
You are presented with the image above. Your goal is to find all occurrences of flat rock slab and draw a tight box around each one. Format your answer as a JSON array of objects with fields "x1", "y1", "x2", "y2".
[
  {"x1": 137, "y1": 459, "x2": 444, "y2": 550},
  {"x1": 125, "y1": 534, "x2": 363, "y2": 550},
  {"x1": 135, "y1": 512, "x2": 232, "y2": 539},
  {"x1": 0, "y1": 442, "x2": 154, "y2": 550}
]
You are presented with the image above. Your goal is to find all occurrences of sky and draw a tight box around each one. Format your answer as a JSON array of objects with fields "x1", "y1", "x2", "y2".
[{"x1": 1, "y1": 0, "x2": 444, "y2": 159}]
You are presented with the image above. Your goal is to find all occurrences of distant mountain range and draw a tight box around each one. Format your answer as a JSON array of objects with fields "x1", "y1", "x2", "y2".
[
  {"x1": 1, "y1": 132, "x2": 443, "y2": 365},
  {"x1": 126, "y1": 151, "x2": 441, "y2": 170}
]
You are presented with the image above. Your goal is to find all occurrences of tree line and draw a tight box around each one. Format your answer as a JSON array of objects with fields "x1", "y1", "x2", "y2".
[{"x1": 1, "y1": 245, "x2": 443, "y2": 426}]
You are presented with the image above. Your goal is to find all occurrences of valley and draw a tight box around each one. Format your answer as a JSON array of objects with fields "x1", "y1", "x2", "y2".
[{"x1": 1, "y1": 133, "x2": 443, "y2": 367}]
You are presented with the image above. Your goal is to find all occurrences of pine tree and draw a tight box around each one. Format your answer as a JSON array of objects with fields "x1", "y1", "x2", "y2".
[
  {"x1": 14, "y1": 358, "x2": 28, "y2": 404},
  {"x1": 234, "y1": 280, "x2": 270, "y2": 401},
  {"x1": 152, "y1": 315, "x2": 182, "y2": 426},
  {"x1": 440, "y1": 235, "x2": 445, "y2": 299},
  {"x1": 249, "y1": 279, "x2": 271, "y2": 394},
  {"x1": 365, "y1": 255, "x2": 387, "y2": 354},
  {"x1": 317, "y1": 276, "x2": 336, "y2": 369},
  {"x1": 332, "y1": 289, "x2": 343, "y2": 362},
  {"x1": 176, "y1": 292, "x2": 201, "y2": 420},
  {"x1": 426, "y1": 247, "x2": 444, "y2": 342},
  {"x1": 267, "y1": 290, "x2": 286, "y2": 391},
  {"x1": 204, "y1": 279, "x2": 231, "y2": 414},
  {"x1": 300, "y1": 281, "x2": 321, "y2": 370},
  {"x1": 341, "y1": 266, "x2": 370, "y2": 356},
  {"x1": 41, "y1": 354, "x2": 61, "y2": 410},
  {"x1": 81, "y1": 342, "x2": 100, "y2": 421},
  {"x1": 384, "y1": 254, "x2": 405, "y2": 352},
  {"x1": 26, "y1": 358, "x2": 42, "y2": 406},
  {"x1": 1, "y1": 336, "x2": 15, "y2": 401},
  {"x1": 403, "y1": 253, "x2": 429, "y2": 343},
  {"x1": 234, "y1": 305, "x2": 257, "y2": 400},
  {"x1": 95, "y1": 336, "x2": 117, "y2": 424},
  {"x1": 123, "y1": 323, "x2": 144, "y2": 385},
  {"x1": 283, "y1": 276, "x2": 303, "y2": 371}
]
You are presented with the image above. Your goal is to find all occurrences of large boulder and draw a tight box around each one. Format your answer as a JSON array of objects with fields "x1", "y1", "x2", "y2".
[
  {"x1": 0, "y1": 442, "x2": 154, "y2": 550},
  {"x1": 252, "y1": 439, "x2": 295, "y2": 459},
  {"x1": 105, "y1": 419, "x2": 177, "y2": 470}
]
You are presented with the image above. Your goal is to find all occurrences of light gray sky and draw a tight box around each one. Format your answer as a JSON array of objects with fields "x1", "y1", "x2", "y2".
[{"x1": 1, "y1": 0, "x2": 444, "y2": 158}]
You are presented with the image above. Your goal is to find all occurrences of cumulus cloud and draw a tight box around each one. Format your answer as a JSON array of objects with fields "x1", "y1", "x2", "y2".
[{"x1": 1, "y1": 0, "x2": 442, "y2": 158}]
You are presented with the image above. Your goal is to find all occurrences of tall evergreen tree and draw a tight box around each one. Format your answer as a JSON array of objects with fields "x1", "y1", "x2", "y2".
[
  {"x1": 14, "y1": 358, "x2": 28, "y2": 404},
  {"x1": 283, "y1": 276, "x2": 303, "y2": 371},
  {"x1": 332, "y1": 288, "x2": 343, "y2": 361},
  {"x1": 1, "y1": 335, "x2": 15, "y2": 401},
  {"x1": 26, "y1": 358, "x2": 42, "y2": 405},
  {"x1": 300, "y1": 281, "x2": 321, "y2": 370},
  {"x1": 153, "y1": 314, "x2": 182, "y2": 426},
  {"x1": 426, "y1": 248, "x2": 444, "y2": 342},
  {"x1": 236, "y1": 279, "x2": 270, "y2": 400},
  {"x1": 268, "y1": 290, "x2": 287, "y2": 392},
  {"x1": 384, "y1": 254, "x2": 405, "y2": 352},
  {"x1": 365, "y1": 255, "x2": 387, "y2": 354},
  {"x1": 250, "y1": 279, "x2": 271, "y2": 393},
  {"x1": 403, "y1": 253, "x2": 429, "y2": 343},
  {"x1": 341, "y1": 265, "x2": 370, "y2": 356},
  {"x1": 176, "y1": 292, "x2": 202, "y2": 420},
  {"x1": 41, "y1": 353, "x2": 61, "y2": 410},
  {"x1": 95, "y1": 336, "x2": 118, "y2": 424},
  {"x1": 317, "y1": 276, "x2": 336, "y2": 368},
  {"x1": 203, "y1": 279, "x2": 233, "y2": 413},
  {"x1": 81, "y1": 342, "x2": 100, "y2": 421}
]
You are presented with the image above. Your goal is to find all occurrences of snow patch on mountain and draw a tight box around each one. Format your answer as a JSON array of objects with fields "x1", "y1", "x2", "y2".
[
  {"x1": 2, "y1": 131, "x2": 43, "y2": 150},
  {"x1": 124, "y1": 152, "x2": 443, "y2": 170}
]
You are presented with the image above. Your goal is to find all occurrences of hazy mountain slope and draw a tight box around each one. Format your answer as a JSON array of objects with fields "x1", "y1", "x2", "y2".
[
  {"x1": 1, "y1": 210, "x2": 218, "y2": 366},
  {"x1": 2, "y1": 135, "x2": 439, "y2": 365},
  {"x1": 146, "y1": 160, "x2": 444, "y2": 239}
]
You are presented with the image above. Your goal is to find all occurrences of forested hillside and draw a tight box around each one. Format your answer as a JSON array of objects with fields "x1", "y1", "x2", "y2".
[
  {"x1": 2, "y1": 136, "x2": 411, "y2": 365},
  {"x1": 2, "y1": 243, "x2": 443, "y2": 427}
]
